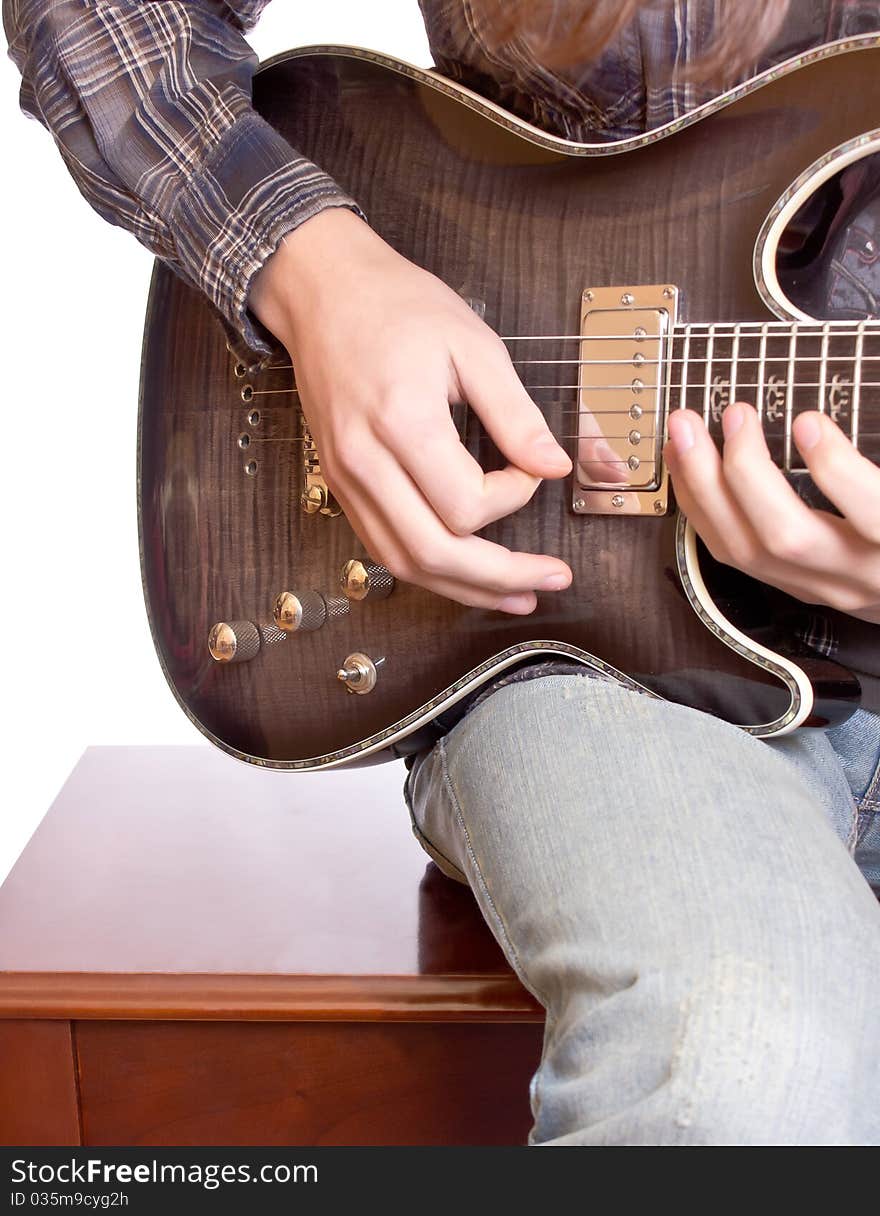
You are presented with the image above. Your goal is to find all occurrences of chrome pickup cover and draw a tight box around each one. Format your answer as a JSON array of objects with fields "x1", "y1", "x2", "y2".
[{"x1": 573, "y1": 285, "x2": 678, "y2": 516}]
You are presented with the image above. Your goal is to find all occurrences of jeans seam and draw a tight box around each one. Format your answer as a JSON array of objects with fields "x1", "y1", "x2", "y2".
[
  {"x1": 438, "y1": 737, "x2": 547, "y2": 1007},
  {"x1": 409, "y1": 807, "x2": 469, "y2": 884},
  {"x1": 404, "y1": 752, "x2": 469, "y2": 883},
  {"x1": 858, "y1": 754, "x2": 880, "y2": 814}
]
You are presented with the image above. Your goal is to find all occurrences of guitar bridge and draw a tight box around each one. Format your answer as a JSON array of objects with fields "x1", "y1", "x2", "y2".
[
  {"x1": 301, "y1": 419, "x2": 341, "y2": 517},
  {"x1": 573, "y1": 284, "x2": 678, "y2": 516}
]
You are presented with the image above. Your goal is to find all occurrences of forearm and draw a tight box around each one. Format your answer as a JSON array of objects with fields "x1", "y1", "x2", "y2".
[{"x1": 4, "y1": 0, "x2": 363, "y2": 354}]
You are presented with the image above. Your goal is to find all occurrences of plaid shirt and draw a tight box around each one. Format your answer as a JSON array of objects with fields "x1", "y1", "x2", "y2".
[{"x1": 5, "y1": 0, "x2": 879, "y2": 698}]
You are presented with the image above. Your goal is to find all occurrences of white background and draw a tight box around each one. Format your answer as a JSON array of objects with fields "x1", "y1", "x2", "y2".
[{"x1": 0, "y1": 4, "x2": 431, "y2": 882}]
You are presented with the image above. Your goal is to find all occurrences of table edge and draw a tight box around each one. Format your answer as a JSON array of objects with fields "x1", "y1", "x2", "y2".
[{"x1": 0, "y1": 971, "x2": 544, "y2": 1022}]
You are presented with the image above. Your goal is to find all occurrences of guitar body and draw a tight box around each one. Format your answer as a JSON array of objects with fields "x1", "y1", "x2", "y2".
[{"x1": 138, "y1": 40, "x2": 880, "y2": 768}]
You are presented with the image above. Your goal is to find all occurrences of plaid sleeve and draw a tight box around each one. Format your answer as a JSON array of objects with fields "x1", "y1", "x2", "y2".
[{"x1": 3, "y1": 0, "x2": 364, "y2": 355}]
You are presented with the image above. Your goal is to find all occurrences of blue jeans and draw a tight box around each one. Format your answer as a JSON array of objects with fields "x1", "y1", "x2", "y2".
[{"x1": 404, "y1": 676, "x2": 880, "y2": 1145}]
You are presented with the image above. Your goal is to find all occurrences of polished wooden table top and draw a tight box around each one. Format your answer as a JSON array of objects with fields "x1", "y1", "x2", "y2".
[{"x1": 0, "y1": 747, "x2": 541, "y2": 1021}]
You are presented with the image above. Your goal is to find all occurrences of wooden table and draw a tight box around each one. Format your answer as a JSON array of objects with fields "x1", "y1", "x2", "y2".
[{"x1": 0, "y1": 747, "x2": 543, "y2": 1145}]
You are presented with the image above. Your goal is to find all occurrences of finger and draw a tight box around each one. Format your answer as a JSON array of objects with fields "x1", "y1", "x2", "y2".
[
  {"x1": 339, "y1": 489, "x2": 543, "y2": 613},
  {"x1": 665, "y1": 409, "x2": 762, "y2": 567},
  {"x1": 320, "y1": 466, "x2": 538, "y2": 613},
  {"x1": 792, "y1": 410, "x2": 880, "y2": 544},
  {"x1": 668, "y1": 408, "x2": 879, "y2": 610},
  {"x1": 324, "y1": 442, "x2": 571, "y2": 602},
  {"x1": 378, "y1": 398, "x2": 542, "y2": 536},
  {"x1": 719, "y1": 402, "x2": 860, "y2": 572},
  {"x1": 452, "y1": 329, "x2": 572, "y2": 479}
]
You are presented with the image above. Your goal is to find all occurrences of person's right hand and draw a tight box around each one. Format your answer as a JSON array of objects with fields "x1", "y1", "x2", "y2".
[{"x1": 250, "y1": 208, "x2": 573, "y2": 614}]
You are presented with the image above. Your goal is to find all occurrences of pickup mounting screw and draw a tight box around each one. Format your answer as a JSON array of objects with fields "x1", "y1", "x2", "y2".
[
  {"x1": 654, "y1": 499, "x2": 664, "y2": 513},
  {"x1": 620, "y1": 292, "x2": 635, "y2": 306},
  {"x1": 611, "y1": 495, "x2": 625, "y2": 509},
  {"x1": 574, "y1": 497, "x2": 586, "y2": 510}
]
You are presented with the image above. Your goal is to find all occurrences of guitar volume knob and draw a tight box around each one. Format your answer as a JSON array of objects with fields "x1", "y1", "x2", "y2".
[
  {"x1": 340, "y1": 559, "x2": 395, "y2": 602},
  {"x1": 273, "y1": 590, "x2": 328, "y2": 633},
  {"x1": 208, "y1": 620, "x2": 261, "y2": 664}
]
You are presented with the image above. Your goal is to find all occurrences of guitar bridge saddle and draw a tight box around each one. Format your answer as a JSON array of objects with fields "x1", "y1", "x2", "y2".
[{"x1": 300, "y1": 417, "x2": 341, "y2": 517}]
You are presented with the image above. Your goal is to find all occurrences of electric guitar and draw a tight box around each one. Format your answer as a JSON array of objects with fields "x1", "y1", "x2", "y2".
[{"x1": 138, "y1": 38, "x2": 880, "y2": 769}]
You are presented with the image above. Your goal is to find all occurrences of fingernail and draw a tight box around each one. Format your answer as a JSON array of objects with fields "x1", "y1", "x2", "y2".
[
  {"x1": 670, "y1": 412, "x2": 695, "y2": 453},
  {"x1": 497, "y1": 593, "x2": 536, "y2": 614},
  {"x1": 534, "y1": 436, "x2": 571, "y2": 469},
  {"x1": 722, "y1": 403, "x2": 744, "y2": 439},
  {"x1": 537, "y1": 572, "x2": 571, "y2": 591},
  {"x1": 795, "y1": 412, "x2": 822, "y2": 451}
]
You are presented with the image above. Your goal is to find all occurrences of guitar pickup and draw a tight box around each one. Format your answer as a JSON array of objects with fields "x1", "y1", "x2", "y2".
[{"x1": 572, "y1": 284, "x2": 678, "y2": 516}]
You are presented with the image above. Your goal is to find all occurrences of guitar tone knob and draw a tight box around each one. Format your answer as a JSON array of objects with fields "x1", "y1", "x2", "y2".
[
  {"x1": 340, "y1": 559, "x2": 395, "y2": 602},
  {"x1": 273, "y1": 590, "x2": 328, "y2": 633},
  {"x1": 208, "y1": 620, "x2": 261, "y2": 664}
]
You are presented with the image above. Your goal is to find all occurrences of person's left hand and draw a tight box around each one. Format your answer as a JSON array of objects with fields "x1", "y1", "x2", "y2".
[{"x1": 665, "y1": 403, "x2": 880, "y2": 624}]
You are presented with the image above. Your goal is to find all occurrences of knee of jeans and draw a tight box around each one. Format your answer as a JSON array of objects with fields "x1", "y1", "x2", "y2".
[
  {"x1": 663, "y1": 954, "x2": 859, "y2": 1143},
  {"x1": 533, "y1": 952, "x2": 876, "y2": 1145}
]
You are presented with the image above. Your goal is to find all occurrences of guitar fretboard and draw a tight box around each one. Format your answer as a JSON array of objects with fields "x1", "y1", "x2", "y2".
[{"x1": 669, "y1": 320, "x2": 880, "y2": 467}]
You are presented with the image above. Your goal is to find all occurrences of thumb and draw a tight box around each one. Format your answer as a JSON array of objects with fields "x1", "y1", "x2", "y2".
[{"x1": 453, "y1": 332, "x2": 572, "y2": 478}]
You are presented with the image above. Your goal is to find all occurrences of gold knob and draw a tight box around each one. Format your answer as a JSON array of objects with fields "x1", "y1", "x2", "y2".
[
  {"x1": 340, "y1": 559, "x2": 395, "y2": 601},
  {"x1": 208, "y1": 620, "x2": 260, "y2": 663},
  {"x1": 273, "y1": 590, "x2": 329, "y2": 632},
  {"x1": 336, "y1": 652, "x2": 384, "y2": 694}
]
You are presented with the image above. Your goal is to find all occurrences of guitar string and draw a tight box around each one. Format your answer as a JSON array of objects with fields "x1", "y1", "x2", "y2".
[
  {"x1": 253, "y1": 333, "x2": 880, "y2": 373},
  {"x1": 253, "y1": 323, "x2": 880, "y2": 362},
  {"x1": 245, "y1": 432, "x2": 880, "y2": 444},
  {"x1": 253, "y1": 351, "x2": 880, "y2": 379},
  {"x1": 245, "y1": 371, "x2": 880, "y2": 397}
]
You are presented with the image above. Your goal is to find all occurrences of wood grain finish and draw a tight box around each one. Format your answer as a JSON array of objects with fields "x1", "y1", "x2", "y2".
[
  {"x1": 0, "y1": 1020, "x2": 81, "y2": 1146},
  {"x1": 0, "y1": 973, "x2": 541, "y2": 1022},
  {"x1": 75, "y1": 1020, "x2": 542, "y2": 1145},
  {"x1": 138, "y1": 45, "x2": 880, "y2": 768}
]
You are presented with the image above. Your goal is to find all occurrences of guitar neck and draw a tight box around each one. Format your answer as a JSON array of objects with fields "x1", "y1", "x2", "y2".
[{"x1": 669, "y1": 319, "x2": 880, "y2": 467}]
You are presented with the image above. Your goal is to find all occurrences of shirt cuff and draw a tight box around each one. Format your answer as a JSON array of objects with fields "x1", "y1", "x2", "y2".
[{"x1": 168, "y1": 95, "x2": 365, "y2": 359}]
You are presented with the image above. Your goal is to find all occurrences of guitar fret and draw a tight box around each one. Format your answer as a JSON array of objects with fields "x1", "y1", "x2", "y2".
[
  {"x1": 756, "y1": 323, "x2": 768, "y2": 426},
  {"x1": 702, "y1": 325, "x2": 715, "y2": 426},
  {"x1": 729, "y1": 324, "x2": 740, "y2": 404},
  {"x1": 818, "y1": 322, "x2": 830, "y2": 414},
  {"x1": 679, "y1": 325, "x2": 691, "y2": 411},
  {"x1": 785, "y1": 326, "x2": 797, "y2": 471},
  {"x1": 853, "y1": 320, "x2": 865, "y2": 449}
]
